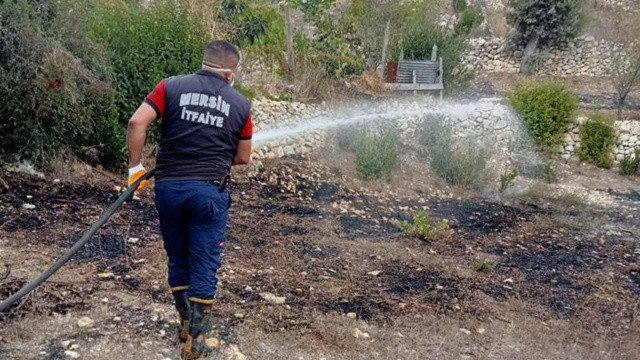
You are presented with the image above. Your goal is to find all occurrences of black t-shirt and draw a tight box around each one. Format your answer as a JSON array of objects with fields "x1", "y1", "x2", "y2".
[{"x1": 144, "y1": 70, "x2": 252, "y2": 182}]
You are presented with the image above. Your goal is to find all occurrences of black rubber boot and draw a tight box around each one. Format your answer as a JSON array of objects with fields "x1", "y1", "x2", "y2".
[
  {"x1": 172, "y1": 290, "x2": 190, "y2": 343},
  {"x1": 181, "y1": 301, "x2": 215, "y2": 359}
]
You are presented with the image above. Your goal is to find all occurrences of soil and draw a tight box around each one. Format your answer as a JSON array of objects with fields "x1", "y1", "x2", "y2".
[{"x1": 0, "y1": 150, "x2": 639, "y2": 359}]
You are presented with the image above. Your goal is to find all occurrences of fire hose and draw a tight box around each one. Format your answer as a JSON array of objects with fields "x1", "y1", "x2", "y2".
[{"x1": 0, "y1": 168, "x2": 157, "y2": 312}]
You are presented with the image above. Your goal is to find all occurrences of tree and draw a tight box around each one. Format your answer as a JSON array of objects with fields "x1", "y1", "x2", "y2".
[
  {"x1": 507, "y1": 0, "x2": 585, "y2": 74},
  {"x1": 609, "y1": 11, "x2": 640, "y2": 119}
]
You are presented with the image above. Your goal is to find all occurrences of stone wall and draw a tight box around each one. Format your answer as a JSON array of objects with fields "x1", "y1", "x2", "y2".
[
  {"x1": 561, "y1": 117, "x2": 640, "y2": 161},
  {"x1": 248, "y1": 98, "x2": 640, "y2": 169},
  {"x1": 462, "y1": 37, "x2": 617, "y2": 77},
  {"x1": 249, "y1": 98, "x2": 323, "y2": 163}
]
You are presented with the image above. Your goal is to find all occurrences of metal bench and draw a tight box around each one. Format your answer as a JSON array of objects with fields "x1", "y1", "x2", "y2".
[{"x1": 384, "y1": 45, "x2": 444, "y2": 99}]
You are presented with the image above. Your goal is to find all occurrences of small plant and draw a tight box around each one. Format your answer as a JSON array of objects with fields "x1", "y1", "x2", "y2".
[
  {"x1": 499, "y1": 169, "x2": 518, "y2": 193},
  {"x1": 421, "y1": 117, "x2": 491, "y2": 188},
  {"x1": 454, "y1": 6, "x2": 484, "y2": 37},
  {"x1": 354, "y1": 123, "x2": 401, "y2": 180},
  {"x1": 453, "y1": 0, "x2": 467, "y2": 13},
  {"x1": 534, "y1": 161, "x2": 558, "y2": 184},
  {"x1": 619, "y1": 148, "x2": 640, "y2": 176},
  {"x1": 555, "y1": 192, "x2": 587, "y2": 209},
  {"x1": 473, "y1": 259, "x2": 496, "y2": 273},
  {"x1": 576, "y1": 112, "x2": 616, "y2": 169},
  {"x1": 264, "y1": 92, "x2": 293, "y2": 102},
  {"x1": 398, "y1": 209, "x2": 451, "y2": 241},
  {"x1": 510, "y1": 80, "x2": 579, "y2": 153},
  {"x1": 336, "y1": 125, "x2": 360, "y2": 152}
]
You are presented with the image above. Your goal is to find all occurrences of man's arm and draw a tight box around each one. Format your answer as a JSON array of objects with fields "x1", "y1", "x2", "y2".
[
  {"x1": 127, "y1": 103, "x2": 158, "y2": 167},
  {"x1": 233, "y1": 140, "x2": 252, "y2": 165}
]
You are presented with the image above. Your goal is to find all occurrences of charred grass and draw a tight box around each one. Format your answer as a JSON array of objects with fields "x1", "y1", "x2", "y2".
[{"x1": 0, "y1": 161, "x2": 639, "y2": 357}]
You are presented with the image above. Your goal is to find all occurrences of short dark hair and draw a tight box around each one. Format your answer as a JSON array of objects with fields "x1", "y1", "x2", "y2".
[{"x1": 203, "y1": 40, "x2": 240, "y2": 70}]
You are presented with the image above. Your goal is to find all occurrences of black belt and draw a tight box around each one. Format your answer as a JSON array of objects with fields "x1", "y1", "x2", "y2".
[{"x1": 204, "y1": 174, "x2": 231, "y2": 192}]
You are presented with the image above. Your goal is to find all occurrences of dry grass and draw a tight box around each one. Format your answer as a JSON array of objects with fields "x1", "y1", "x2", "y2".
[
  {"x1": 351, "y1": 70, "x2": 389, "y2": 97},
  {"x1": 293, "y1": 56, "x2": 336, "y2": 102},
  {"x1": 485, "y1": 8, "x2": 509, "y2": 38}
]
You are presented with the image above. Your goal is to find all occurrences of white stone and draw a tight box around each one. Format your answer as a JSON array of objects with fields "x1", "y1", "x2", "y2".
[
  {"x1": 77, "y1": 317, "x2": 94, "y2": 328},
  {"x1": 352, "y1": 328, "x2": 370, "y2": 339},
  {"x1": 97, "y1": 272, "x2": 115, "y2": 279},
  {"x1": 259, "y1": 292, "x2": 286, "y2": 305},
  {"x1": 224, "y1": 345, "x2": 247, "y2": 360},
  {"x1": 367, "y1": 270, "x2": 382, "y2": 276},
  {"x1": 22, "y1": 203, "x2": 36, "y2": 210},
  {"x1": 64, "y1": 351, "x2": 80, "y2": 359}
]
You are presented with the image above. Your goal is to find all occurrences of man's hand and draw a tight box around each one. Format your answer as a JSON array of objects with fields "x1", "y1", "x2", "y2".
[{"x1": 128, "y1": 164, "x2": 148, "y2": 194}]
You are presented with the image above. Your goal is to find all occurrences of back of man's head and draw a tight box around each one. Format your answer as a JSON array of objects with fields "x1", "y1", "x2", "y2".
[{"x1": 203, "y1": 40, "x2": 240, "y2": 71}]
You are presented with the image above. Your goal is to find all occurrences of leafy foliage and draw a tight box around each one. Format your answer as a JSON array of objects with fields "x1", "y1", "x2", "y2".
[
  {"x1": 453, "y1": 0, "x2": 467, "y2": 13},
  {"x1": 0, "y1": 0, "x2": 122, "y2": 169},
  {"x1": 576, "y1": 112, "x2": 616, "y2": 169},
  {"x1": 473, "y1": 259, "x2": 496, "y2": 272},
  {"x1": 619, "y1": 149, "x2": 640, "y2": 176},
  {"x1": 421, "y1": 116, "x2": 490, "y2": 188},
  {"x1": 354, "y1": 123, "x2": 401, "y2": 180},
  {"x1": 507, "y1": 0, "x2": 585, "y2": 49},
  {"x1": 499, "y1": 169, "x2": 519, "y2": 193},
  {"x1": 454, "y1": 6, "x2": 484, "y2": 37},
  {"x1": 398, "y1": 209, "x2": 451, "y2": 242},
  {"x1": 534, "y1": 161, "x2": 559, "y2": 183},
  {"x1": 87, "y1": 0, "x2": 208, "y2": 127},
  {"x1": 510, "y1": 80, "x2": 578, "y2": 152}
]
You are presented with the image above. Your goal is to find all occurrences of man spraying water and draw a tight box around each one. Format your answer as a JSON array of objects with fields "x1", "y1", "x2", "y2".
[{"x1": 126, "y1": 40, "x2": 252, "y2": 359}]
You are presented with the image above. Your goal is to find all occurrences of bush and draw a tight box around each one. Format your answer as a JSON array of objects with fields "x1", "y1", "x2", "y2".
[
  {"x1": 335, "y1": 125, "x2": 360, "y2": 152},
  {"x1": 0, "y1": 0, "x2": 123, "y2": 169},
  {"x1": 453, "y1": 0, "x2": 467, "y2": 13},
  {"x1": 473, "y1": 259, "x2": 496, "y2": 272},
  {"x1": 398, "y1": 209, "x2": 450, "y2": 241},
  {"x1": 534, "y1": 161, "x2": 559, "y2": 183},
  {"x1": 87, "y1": 0, "x2": 209, "y2": 126},
  {"x1": 420, "y1": 117, "x2": 490, "y2": 188},
  {"x1": 454, "y1": 6, "x2": 484, "y2": 37},
  {"x1": 499, "y1": 169, "x2": 519, "y2": 193},
  {"x1": 510, "y1": 80, "x2": 578, "y2": 152},
  {"x1": 619, "y1": 148, "x2": 640, "y2": 175},
  {"x1": 576, "y1": 112, "x2": 616, "y2": 169},
  {"x1": 354, "y1": 123, "x2": 401, "y2": 179}
]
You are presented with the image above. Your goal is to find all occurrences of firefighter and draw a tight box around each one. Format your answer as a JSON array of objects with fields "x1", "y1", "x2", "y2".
[{"x1": 126, "y1": 40, "x2": 252, "y2": 359}]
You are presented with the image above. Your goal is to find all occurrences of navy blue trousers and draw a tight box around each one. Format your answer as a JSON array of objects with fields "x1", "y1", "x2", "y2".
[{"x1": 155, "y1": 181, "x2": 229, "y2": 303}]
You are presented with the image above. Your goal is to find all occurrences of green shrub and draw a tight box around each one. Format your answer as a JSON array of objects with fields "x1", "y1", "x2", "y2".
[
  {"x1": 534, "y1": 161, "x2": 559, "y2": 183},
  {"x1": 453, "y1": 0, "x2": 467, "y2": 12},
  {"x1": 336, "y1": 125, "x2": 360, "y2": 152},
  {"x1": 510, "y1": 81, "x2": 578, "y2": 153},
  {"x1": 473, "y1": 259, "x2": 496, "y2": 272},
  {"x1": 619, "y1": 148, "x2": 640, "y2": 175},
  {"x1": 87, "y1": 0, "x2": 209, "y2": 126},
  {"x1": 454, "y1": 6, "x2": 484, "y2": 37},
  {"x1": 0, "y1": 0, "x2": 123, "y2": 169},
  {"x1": 420, "y1": 117, "x2": 490, "y2": 188},
  {"x1": 499, "y1": 169, "x2": 519, "y2": 193},
  {"x1": 576, "y1": 112, "x2": 616, "y2": 169},
  {"x1": 398, "y1": 209, "x2": 451, "y2": 241},
  {"x1": 354, "y1": 123, "x2": 401, "y2": 179}
]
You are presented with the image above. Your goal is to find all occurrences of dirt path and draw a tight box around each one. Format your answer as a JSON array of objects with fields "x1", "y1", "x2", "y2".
[{"x1": 0, "y1": 155, "x2": 639, "y2": 359}]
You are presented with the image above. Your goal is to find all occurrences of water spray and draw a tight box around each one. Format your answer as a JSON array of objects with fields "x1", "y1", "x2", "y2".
[{"x1": 0, "y1": 97, "x2": 538, "y2": 313}]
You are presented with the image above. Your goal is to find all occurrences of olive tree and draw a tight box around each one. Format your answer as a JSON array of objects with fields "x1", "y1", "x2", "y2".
[
  {"x1": 609, "y1": 11, "x2": 640, "y2": 118},
  {"x1": 507, "y1": 0, "x2": 585, "y2": 74}
]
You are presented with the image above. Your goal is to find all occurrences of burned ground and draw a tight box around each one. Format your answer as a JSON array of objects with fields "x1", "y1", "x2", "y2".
[{"x1": 0, "y1": 160, "x2": 639, "y2": 359}]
